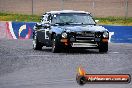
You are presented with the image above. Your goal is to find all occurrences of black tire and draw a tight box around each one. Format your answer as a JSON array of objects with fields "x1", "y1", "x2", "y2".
[
  {"x1": 99, "y1": 42, "x2": 108, "y2": 53},
  {"x1": 51, "y1": 34, "x2": 61, "y2": 53},
  {"x1": 33, "y1": 35, "x2": 43, "y2": 50}
]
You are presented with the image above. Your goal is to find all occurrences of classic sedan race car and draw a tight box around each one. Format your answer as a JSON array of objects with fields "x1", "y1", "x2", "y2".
[{"x1": 32, "y1": 10, "x2": 109, "y2": 53}]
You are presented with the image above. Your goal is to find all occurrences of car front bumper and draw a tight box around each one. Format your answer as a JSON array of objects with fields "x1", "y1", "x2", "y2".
[{"x1": 60, "y1": 37, "x2": 108, "y2": 48}]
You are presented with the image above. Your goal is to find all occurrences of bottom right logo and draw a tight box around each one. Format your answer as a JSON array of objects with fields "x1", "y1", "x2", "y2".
[{"x1": 76, "y1": 66, "x2": 131, "y2": 85}]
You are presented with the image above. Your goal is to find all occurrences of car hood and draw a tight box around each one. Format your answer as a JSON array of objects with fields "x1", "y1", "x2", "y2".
[{"x1": 51, "y1": 25, "x2": 108, "y2": 34}]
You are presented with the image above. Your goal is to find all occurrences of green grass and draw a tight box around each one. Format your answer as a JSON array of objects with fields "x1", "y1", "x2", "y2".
[
  {"x1": 0, "y1": 12, "x2": 40, "y2": 22},
  {"x1": 95, "y1": 17, "x2": 132, "y2": 26},
  {"x1": 0, "y1": 12, "x2": 132, "y2": 25}
]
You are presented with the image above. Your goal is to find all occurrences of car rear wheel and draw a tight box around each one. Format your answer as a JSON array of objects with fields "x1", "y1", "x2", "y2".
[
  {"x1": 33, "y1": 35, "x2": 42, "y2": 50},
  {"x1": 99, "y1": 42, "x2": 108, "y2": 53}
]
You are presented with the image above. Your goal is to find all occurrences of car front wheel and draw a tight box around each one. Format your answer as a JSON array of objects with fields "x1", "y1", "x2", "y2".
[
  {"x1": 51, "y1": 35, "x2": 61, "y2": 53},
  {"x1": 99, "y1": 42, "x2": 108, "y2": 53}
]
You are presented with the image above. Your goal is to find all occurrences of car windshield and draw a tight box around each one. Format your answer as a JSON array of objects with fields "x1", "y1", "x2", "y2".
[{"x1": 51, "y1": 13, "x2": 96, "y2": 25}]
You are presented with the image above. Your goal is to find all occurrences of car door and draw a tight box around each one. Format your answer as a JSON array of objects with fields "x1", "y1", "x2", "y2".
[{"x1": 37, "y1": 14, "x2": 50, "y2": 45}]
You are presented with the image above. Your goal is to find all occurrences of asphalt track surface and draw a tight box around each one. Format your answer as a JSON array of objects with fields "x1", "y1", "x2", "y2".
[{"x1": 0, "y1": 39, "x2": 132, "y2": 88}]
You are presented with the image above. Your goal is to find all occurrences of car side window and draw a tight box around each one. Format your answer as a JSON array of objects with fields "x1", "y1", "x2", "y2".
[
  {"x1": 41, "y1": 14, "x2": 49, "y2": 24},
  {"x1": 47, "y1": 14, "x2": 52, "y2": 23}
]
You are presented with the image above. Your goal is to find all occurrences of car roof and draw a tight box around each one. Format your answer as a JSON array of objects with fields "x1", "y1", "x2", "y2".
[{"x1": 46, "y1": 10, "x2": 91, "y2": 14}]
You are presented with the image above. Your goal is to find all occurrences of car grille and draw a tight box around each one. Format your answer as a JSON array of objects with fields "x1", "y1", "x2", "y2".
[{"x1": 76, "y1": 32, "x2": 95, "y2": 39}]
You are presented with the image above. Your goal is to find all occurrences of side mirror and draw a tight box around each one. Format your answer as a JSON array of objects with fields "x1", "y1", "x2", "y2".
[
  {"x1": 44, "y1": 24, "x2": 50, "y2": 28},
  {"x1": 36, "y1": 23, "x2": 42, "y2": 27},
  {"x1": 95, "y1": 20, "x2": 99, "y2": 23},
  {"x1": 45, "y1": 21, "x2": 50, "y2": 24},
  {"x1": 43, "y1": 21, "x2": 50, "y2": 28},
  {"x1": 36, "y1": 22, "x2": 50, "y2": 29}
]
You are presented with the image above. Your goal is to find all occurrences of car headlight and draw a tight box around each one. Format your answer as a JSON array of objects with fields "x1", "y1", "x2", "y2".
[
  {"x1": 103, "y1": 32, "x2": 109, "y2": 38},
  {"x1": 62, "y1": 32, "x2": 67, "y2": 38}
]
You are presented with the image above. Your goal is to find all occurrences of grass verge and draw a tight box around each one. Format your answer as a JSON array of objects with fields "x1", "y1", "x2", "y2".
[
  {"x1": 0, "y1": 12, "x2": 40, "y2": 22},
  {"x1": 0, "y1": 12, "x2": 132, "y2": 26},
  {"x1": 95, "y1": 17, "x2": 132, "y2": 26}
]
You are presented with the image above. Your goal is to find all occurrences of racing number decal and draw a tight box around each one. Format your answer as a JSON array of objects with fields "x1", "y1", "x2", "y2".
[{"x1": 45, "y1": 29, "x2": 49, "y2": 39}]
